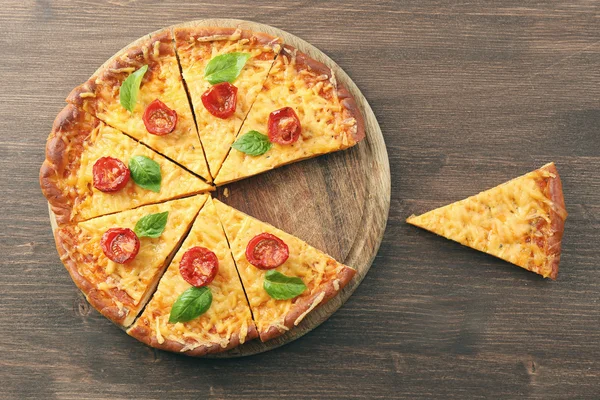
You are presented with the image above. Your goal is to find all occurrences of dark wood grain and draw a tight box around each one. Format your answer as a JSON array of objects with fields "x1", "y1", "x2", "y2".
[{"x1": 2, "y1": 0, "x2": 600, "y2": 398}]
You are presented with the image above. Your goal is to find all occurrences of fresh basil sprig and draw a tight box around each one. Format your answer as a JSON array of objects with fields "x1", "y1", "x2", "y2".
[
  {"x1": 129, "y1": 155, "x2": 161, "y2": 192},
  {"x1": 119, "y1": 65, "x2": 148, "y2": 112},
  {"x1": 169, "y1": 286, "x2": 212, "y2": 323},
  {"x1": 232, "y1": 130, "x2": 272, "y2": 156},
  {"x1": 204, "y1": 53, "x2": 250, "y2": 85},
  {"x1": 263, "y1": 270, "x2": 307, "y2": 300},
  {"x1": 134, "y1": 211, "x2": 168, "y2": 238}
]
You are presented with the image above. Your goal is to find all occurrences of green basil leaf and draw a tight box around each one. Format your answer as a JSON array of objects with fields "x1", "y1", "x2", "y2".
[
  {"x1": 133, "y1": 211, "x2": 168, "y2": 238},
  {"x1": 263, "y1": 270, "x2": 307, "y2": 300},
  {"x1": 169, "y1": 286, "x2": 212, "y2": 323},
  {"x1": 119, "y1": 65, "x2": 148, "y2": 112},
  {"x1": 204, "y1": 52, "x2": 251, "y2": 84},
  {"x1": 231, "y1": 130, "x2": 272, "y2": 156},
  {"x1": 128, "y1": 155, "x2": 161, "y2": 192}
]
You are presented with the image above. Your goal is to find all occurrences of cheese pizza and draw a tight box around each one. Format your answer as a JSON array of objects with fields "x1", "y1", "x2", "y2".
[
  {"x1": 406, "y1": 163, "x2": 567, "y2": 279},
  {"x1": 55, "y1": 195, "x2": 207, "y2": 327},
  {"x1": 213, "y1": 199, "x2": 355, "y2": 341},
  {"x1": 66, "y1": 29, "x2": 211, "y2": 182},
  {"x1": 174, "y1": 27, "x2": 281, "y2": 178},
  {"x1": 214, "y1": 44, "x2": 365, "y2": 185},
  {"x1": 128, "y1": 197, "x2": 257, "y2": 356},
  {"x1": 40, "y1": 104, "x2": 212, "y2": 225}
]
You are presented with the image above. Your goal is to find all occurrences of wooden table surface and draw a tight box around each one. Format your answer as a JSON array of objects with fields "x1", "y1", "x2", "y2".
[{"x1": 2, "y1": 1, "x2": 599, "y2": 398}]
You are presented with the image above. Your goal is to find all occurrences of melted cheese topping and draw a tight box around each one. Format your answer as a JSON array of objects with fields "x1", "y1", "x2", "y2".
[
  {"x1": 61, "y1": 195, "x2": 207, "y2": 326},
  {"x1": 406, "y1": 164, "x2": 566, "y2": 278},
  {"x1": 175, "y1": 33, "x2": 278, "y2": 178},
  {"x1": 129, "y1": 197, "x2": 254, "y2": 351},
  {"x1": 214, "y1": 52, "x2": 359, "y2": 185},
  {"x1": 213, "y1": 199, "x2": 349, "y2": 336},
  {"x1": 77, "y1": 39, "x2": 211, "y2": 181},
  {"x1": 60, "y1": 119, "x2": 211, "y2": 222}
]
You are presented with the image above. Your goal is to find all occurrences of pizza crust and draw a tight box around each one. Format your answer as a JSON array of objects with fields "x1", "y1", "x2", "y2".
[
  {"x1": 127, "y1": 323, "x2": 258, "y2": 357},
  {"x1": 540, "y1": 162, "x2": 567, "y2": 280},
  {"x1": 173, "y1": 26, "x2": 281, "y2": 51},
  {"x1": 40, "y1": 105, "x2": 96, "y2": 225},
  {"x1": 260, "y1": 265, "x2": 356, "y2": 342}
]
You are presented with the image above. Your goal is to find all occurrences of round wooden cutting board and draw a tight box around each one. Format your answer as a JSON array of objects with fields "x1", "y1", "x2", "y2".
[{"x1": 48, "y1": 19, "x2": 390, "y2": 357}]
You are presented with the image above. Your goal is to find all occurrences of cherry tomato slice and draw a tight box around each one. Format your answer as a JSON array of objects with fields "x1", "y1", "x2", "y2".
[
  {"x1": 201, "y1": 82, "x2": 238, "y2": 119},
  {"x1": 143, "y1": 99, "x2": 178, "y2": 135},
  {"x1": 179, "y1": 246, "x2": 219, "y2": 287},
  {"x1": 93, "y1": 157, "x2": 130, "y2": 193},
  {"x1": 101, "y1": 228, "x2": 140, "y2": 264},
  {"x1": 268, "y1": 107, "x2": 301, "y2": 145},
  {"x1": 245, "y1": 233, "x2": 289, "y2": 270}
]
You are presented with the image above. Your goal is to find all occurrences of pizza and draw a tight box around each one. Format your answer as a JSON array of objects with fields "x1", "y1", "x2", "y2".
[
  {"x1": 41, "y1": 25, "x2": 367, "y2": 354},
  {"x1": 128, "y1": 197, "x2": 257, "y2": 355},
  {"x1": 54, "y1": 195, "x2": 207, "y2": 326},
  {"x1": 213, "y1": 199, "x2": 356, "y2": 341},
  {"x1": 406, "y1": 163, "x2": 567, "y2": 279},
  {"x1": 66, "y1": 29, "x2": 212, "y2": 182},
  {"x1": 41, "y1": 104, "x2": 212, "y2": 224},
  {"x1": 173, "y1": 27, "x2": 281, "y2": 178},
  {"x1": 214, "y1": 44, "x2": 365, "y2": 185}
]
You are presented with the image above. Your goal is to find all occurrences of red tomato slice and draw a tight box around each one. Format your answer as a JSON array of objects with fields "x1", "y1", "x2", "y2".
[
  {"x1": 101, "y1": 228, "x2": 140, "y2": 264},
  {"x1": 201, "y1": 82, "x2": 238, "y2": 119},
  {"x1": 93, "y1": 157, "x2": 130, "y2": 193},
  {"x1": 179, "y1": 246, "x2": 219, "y2": 287},
  {"x1": 245, "y1": 233, "x2": 289, "y2": 270},
  {"x1": 143, "y1": 99, "x2": 178, "y2": 135},
  {"x1": 268, "y1": 107, "x2": 301, "y2": 145}
]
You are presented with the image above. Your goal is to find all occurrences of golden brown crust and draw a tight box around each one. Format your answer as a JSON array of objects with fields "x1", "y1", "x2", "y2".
[
  {"x1": 260, "y1": 265, "x2": 356, "y2": 342},
  {"x1": 337, "y1": 82, "x2": 366, "y2": 144},
  {"x1": 40, "y1": 104, "x2": 99, "y2": 225},
  {"x1": 54, "y1": 225, "x2": 133, "y2": 326},
  {"x1": 173, "y1": 26, "x2": 281, "y2": 50},
  {"x1": 280, "y1": 44, "x2": 365, "y2": 146},
  {"x1": 540, "y1": 163, "x2": 567, "y2": 280},
  {"x1": 66, "y1": 30, "x2": 175, "y2": 112},
  {"x1": 127, "y1": 323, "x2": 258, "y2": 357}
]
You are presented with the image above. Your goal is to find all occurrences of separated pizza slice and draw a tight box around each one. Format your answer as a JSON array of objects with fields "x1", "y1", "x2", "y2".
[
  {"x1": 214, "y1": 44, "x2": 365, "y2": 185},
  {"x1": 66, "y1": 29, "x2": 211, "y2": 181},
  {"x1": 407, "y1": 163, "x2": 567, "y2": 279},
  {"x1": 213, "y1": 199, "x2": 356, "y2": 342},
  {"x1": 173, "y1": 27, "x2": 281, "y2": 178},
  {"x1": 54, "y1": 195, "x2": 208, "y2": 327},
  {"x1": 128, "y1": 197, "x2": 257, "y2": 355},
  {"x1": 40, "y1": 105, "x2": 213, "y2": 225}
]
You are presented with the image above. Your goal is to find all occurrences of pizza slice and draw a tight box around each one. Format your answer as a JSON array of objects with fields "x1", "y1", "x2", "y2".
[
  {"x1": 173, "y1": 27, "x2": 281, "y2": 178},
  {"x1": 214, "y1": 44, "x2": 365, "y2": 185},
  {"x1": 54, "y1": 195, "x2": 208, "y2": 327},
  {"x1": 406, "y1": 163, "x2": 567, "y2": 279},
  {"x1": 40, "y1": 105, "x2": 213, "y2": 225},
  {"x1": 213, "y1": 199, "x2": 356, "y2": 341},
  {"x1": 128, "y1": 197, "x2": 257, "y2": 356},
  {"x1": 66, "y1": 29, "x2": 211, "y2": 181}
]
